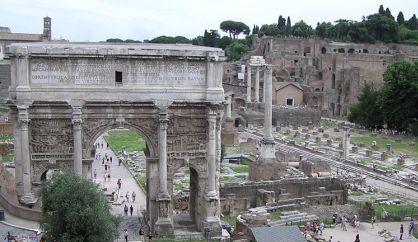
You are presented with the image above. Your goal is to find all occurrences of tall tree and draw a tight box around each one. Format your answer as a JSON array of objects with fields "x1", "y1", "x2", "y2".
[
  {"x1": 286, "y1": 16, "x2": 292, "y2": 35},
  {"x1": 378, "y1": 5, "x2": 385, "y2": 15},
  {"x1": 348, "y1": 83, "x2": 384, "y2": 128},
  {"x1": 203, "y1": 29, "x2": 220, "y2": 47},
  {"x1": 292, "y1": 21, "x2": 314, "y2": 38},
  {"x1": 378, "y1": 61, "x2": 418, "y2": 134},
  {"x1": 407, "y1": 14, "x2": 418, "y2": 30},
  {"x1": 365, "y1": 13, "x2": 399, "y2": 42},
  {"x1": 397, "y1": 11, "x2": 405, "y2": 25},
  {"x1": 40, "y1": 172, "x2": 120, "y2": 242},
  {"x1": 385, "y1": 7, "x2": 394, "y2": 20},
  {"x1": 220, "y1": 20, "x2": 250, "y2": 39},
  {"x1": 277, "y1": 15, "x2": 286, "y2": 34}
]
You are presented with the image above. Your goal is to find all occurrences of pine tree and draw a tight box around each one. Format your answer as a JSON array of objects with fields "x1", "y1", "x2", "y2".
[
  {"x1": 385, "y1": 8, "x2": 394, "y2": 20},
  {"x1": 397, "y1": 11, "x2": 405, "y2": 25},
  {"x1": 378, "y1": 5, "x2": 385, "y2": 15}
]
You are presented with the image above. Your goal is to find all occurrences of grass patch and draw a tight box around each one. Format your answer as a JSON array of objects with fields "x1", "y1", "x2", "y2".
[
  {"x1": 221, "y1": 214, "x2": 237, "y2": 227},
  {"x1": 231, "y1": 165, "x2": 249, "y2": 174},
  {"x1": 349, "y1": 199, "x2": 418, "y2": 220},
  {"x1": 358, "y1": 159, "x2": 372, "y2": 165},
  {"x1": 0, "y1": 135, "x2": 14, "y2": 142},
  {"x1": 1, "y1": 154, "x2": 13, "y2": 163},
  {"x1": 225, "y1": 145, "x2": 240, "y2": 154},
  {"x1": 241, "y1": 158, "x2": 250, "y2": 165},
  {"x1": 105, "y1": 130, "x2": 146, "y2": 153},
  {"x1": 350, "y1": 190, "x2": 364, "y2": 196},
  {"x1": 269, "y1": 211, "x2": 283, "y2": 221},
  {"x1": 352, "y1": 133, "x2": 418, "y2": 159},
  {"x1": 135, "y1": 173, "x2": 147, "y2": 191},
  {"x1": 0, "y1": 106, "x2": 9, "y2": 114}
]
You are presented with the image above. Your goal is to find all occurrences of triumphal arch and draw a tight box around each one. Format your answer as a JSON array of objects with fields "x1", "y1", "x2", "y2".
[{"x1": 7, "y1": 42, "x2": 225, "y2": 237}]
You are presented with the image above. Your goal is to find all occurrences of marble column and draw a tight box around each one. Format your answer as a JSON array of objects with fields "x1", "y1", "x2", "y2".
[
  {"x1": 206, "y1": 109, "x2": 217, "y2": 198},
  {"x1": 72, "y1": 107, "x2": 83, "y2": 176},
  {"x1": 343, "y1": 126, "x2": 350, "y2": 160},
  {"x1": 13, "y1": 115, "x2": 23, "y2": 196},
  {"x1": 263, "y1": 65, "x2": 273, "y2": 141},
  {"x1": 260, "y1": 65, "x2": 275, "y2": 160},
  {"x1": 155, "y1": 110, "x2": 173, "y2": 235},
  {"x1": 255, "y1": 66, "x2": 260, "y2": 103},
  {"x1": 18, "y1": 107, "x2": 32, "y2": 196},
  {"x1": 158, "y1": 112, "x2": 169, "y2": 197},
  {"x1": 246, "y1": 65, "x2": 252, "y2": 103},
  {"x1": 226, "y1": 96, "x2": 232, "y2": 119}
]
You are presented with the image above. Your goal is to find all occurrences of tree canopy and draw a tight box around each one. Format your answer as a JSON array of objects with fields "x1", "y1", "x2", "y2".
[
  {"x1": 349, "y1": 61, "x2": 418, "y2": 135},
  {"x1": 220, "y1": 20, "x2": 250, "y2": 39},
  {"x1": 40, "y1": 172, "x2": 120, "y2": 242}
]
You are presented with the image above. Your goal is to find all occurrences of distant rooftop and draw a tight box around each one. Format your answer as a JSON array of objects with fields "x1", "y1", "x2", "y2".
[{"x1": 7, "y1": 42, "x2": 225, "y2": 58}]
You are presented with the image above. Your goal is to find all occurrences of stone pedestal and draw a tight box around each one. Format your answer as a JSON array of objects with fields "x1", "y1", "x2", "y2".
[
  {"x1": 380, "y1": 152, "x2": 388, "y2": 161},
  {"x1": 221, "y1": 119, "x2": 238, "y2": 145},
  {"x1": 386, "y1": 144, "x2": 392, "y2": 154},
  {"x1": 155, "y1": 195, "x2": 174, "y2": 235},
  {"x1": 202, "y1": 196, "x2": 222, "y2": 238}
]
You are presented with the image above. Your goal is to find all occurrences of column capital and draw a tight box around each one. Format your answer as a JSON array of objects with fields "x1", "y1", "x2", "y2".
[{"x1": 72, "y1": 106, "x2": 83, "y2": 127}]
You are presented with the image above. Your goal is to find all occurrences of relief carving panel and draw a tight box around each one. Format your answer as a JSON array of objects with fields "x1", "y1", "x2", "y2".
[{"x1": 30, "y1": 119, "x2": 73, "y2": 153}]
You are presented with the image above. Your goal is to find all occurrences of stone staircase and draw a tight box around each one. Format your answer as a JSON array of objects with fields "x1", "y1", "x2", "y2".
[{"x1": 269, "y1": 210, "x2": 319, "y2": 226}]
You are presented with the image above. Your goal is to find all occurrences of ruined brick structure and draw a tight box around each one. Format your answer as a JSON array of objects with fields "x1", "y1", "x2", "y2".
[
  {"x1": 220, "y1": 177, "x2": 347, "y2": 214},
  {"x1": 227, "y1": 36, "x2": 418, "y2": 118}
]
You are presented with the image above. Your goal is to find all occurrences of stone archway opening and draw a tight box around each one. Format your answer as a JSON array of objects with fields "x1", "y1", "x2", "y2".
[{"x1": 171, "y1": 165, "x2": 201, "y2": 231}]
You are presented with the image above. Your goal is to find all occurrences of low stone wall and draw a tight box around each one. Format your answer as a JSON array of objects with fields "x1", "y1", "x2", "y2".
[
  {"x1": 220, "y1": 177, "x2": 347, "y2": 214},
  {"x1": 0, "y1": 163, "x2": 42, "y2": 221},
  {"x1": 0, "y1": 192, "x2": 42, "y2": 222}
]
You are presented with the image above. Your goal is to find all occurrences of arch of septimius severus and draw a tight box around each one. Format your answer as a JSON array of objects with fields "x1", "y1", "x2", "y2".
[{"x1": 7, "y1": 42, "x2": 225, "y2": 237}]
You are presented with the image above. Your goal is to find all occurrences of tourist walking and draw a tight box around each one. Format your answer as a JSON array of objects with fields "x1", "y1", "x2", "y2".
[
  {"x1": 93, "y1": 169, "x2": 97, "y2": 179},
  {"x1": 341, "y1": 216, "x2": 347, "y2": 231},
  {"x1": 126, "y1": 191, "x2": 130, "y2": 203},
  {"x1": 124, "y1": 229, "x2": 128, "y2": 242},
  {"x1": 355, "y1": 219, "x2": 360, "y2": 232},
  {"x1": 130, "y1": 205, "x2": 134, "y2": 216},
  {"x1": 319, "y1": 222, "x2": 324, "y2": 235},
  {"x1": 132, "y1": 191, "x2": 136, "y2": 202},
  {"x1": 103, "y1": 173, "x2": 107, "y2": 182},
  {"x1": 124, "y1": 204, "x2": 128, "y2": 216},
  {"x1": 119, "y1": 158, "x2": 122, "y2": 166},
  {"x1": 117, "y1": 179, "x2": 122, "y2": 190},
  {"x1": 354, "y1": 234, "x2": 360, "y2": 242},
  {"x1": 400, "y1": 224, "x2": 404, "y2": 240},
  {"x1": 409, "y1": 218, "x2": 415, "y2": 237},
  {"x1": 371, "y1": 216, "x2": 375, "y2": 229}
]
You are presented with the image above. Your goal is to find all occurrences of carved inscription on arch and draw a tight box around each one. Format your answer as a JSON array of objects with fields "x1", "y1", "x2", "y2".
[{"x1": 30, "y1": 59, "x2": 206, "y2": 86}]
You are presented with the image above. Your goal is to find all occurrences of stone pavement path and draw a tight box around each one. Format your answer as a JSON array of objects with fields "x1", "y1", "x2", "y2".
[
  {"x1": 93, "y1": 134, "x2": 147, "y2": 241},
  {"x1": 321, "y1": 221, "x2": 418, "y2": 242}
]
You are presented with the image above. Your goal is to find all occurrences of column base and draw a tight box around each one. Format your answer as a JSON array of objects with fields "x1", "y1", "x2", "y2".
[
  {"x1": 19, "y1": 193, "x2": 37, "y2": 208},
  {"x1": 202, "y1": 217, "x2": 222, "y2": 239},
  {"x1": 155, "y1": 193, "x2": 173, "y2": 236},
  {"x1": 260, "y1": 138, "x2": 275, "y2": 160}
]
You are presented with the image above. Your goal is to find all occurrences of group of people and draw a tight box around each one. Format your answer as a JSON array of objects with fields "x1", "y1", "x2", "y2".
[
  {"x1": 305, "y1": 220, "x2": 325, "y2": 237},
  {"x1": 399, "y1": 218, "x2": 415, "y2": 240}
]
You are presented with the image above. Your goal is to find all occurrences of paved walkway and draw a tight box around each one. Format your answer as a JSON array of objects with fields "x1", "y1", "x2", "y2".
[
  {"x1": 320, "y1": 222, "x2": 417, "y2": 242},
  {"x1": 93, "y1": 134, "x2": 147, "y2": 241},
  {"x1": 0, "y1": 204, "x2": 40, "y2": 242}
]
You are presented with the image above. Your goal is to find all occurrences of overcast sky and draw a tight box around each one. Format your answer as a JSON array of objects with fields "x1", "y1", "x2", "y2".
[{"x1": 1, "y1": 0, "x2": 417, "y2": 42}]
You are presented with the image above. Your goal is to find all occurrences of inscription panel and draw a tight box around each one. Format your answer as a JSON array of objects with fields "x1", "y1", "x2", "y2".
[{"x1": 30, "y1": 58, "x2": 206, "y2": 87}]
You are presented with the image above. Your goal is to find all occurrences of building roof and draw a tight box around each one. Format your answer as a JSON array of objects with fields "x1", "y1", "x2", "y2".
[
  {"x1": 0, "y1": 32, "x2": 44, "y2": 41},
  {"x1": 273, "y1": 82, "x2": 303, "y2": 92},
  {"x1": 251, "y1": 226, "x2": 307, "y2": 242}
]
